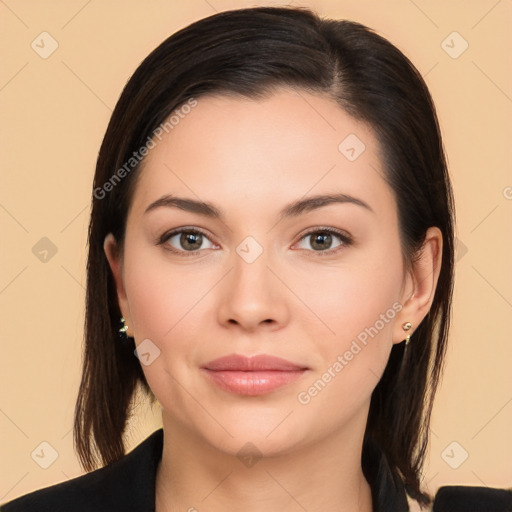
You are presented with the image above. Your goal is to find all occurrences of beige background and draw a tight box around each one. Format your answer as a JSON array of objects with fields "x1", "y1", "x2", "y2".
[{"x1": 1, "y1": 0, "x2": 511, "y2": 504}]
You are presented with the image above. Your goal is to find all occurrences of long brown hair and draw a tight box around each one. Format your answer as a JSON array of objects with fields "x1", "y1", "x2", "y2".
[{"x1": 74, "y1": 6, "x2": 455, "y2": 505}]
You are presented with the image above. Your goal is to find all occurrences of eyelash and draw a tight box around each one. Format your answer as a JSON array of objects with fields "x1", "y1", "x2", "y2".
[
  {"x1": 158, "y1": 226, "x2": 353, "y2": 257},
  {"x1": 297, "y1": 227, "x2": 353, "y2": 256},
  {"x1": 158, "y1": 228, "x2": 216, "y2": 258}
]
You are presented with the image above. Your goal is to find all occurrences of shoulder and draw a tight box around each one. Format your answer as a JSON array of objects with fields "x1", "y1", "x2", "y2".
[
  {"x1": 407, "y1": 485, "x2": 512, "y2": 511},
  {"x1": 363, "y1": 437, "x2": 511, "y2": 512},
  {"x1": 431, "y1": 485, "x2": 512, "y2": 511},
  {"x1": 0, "y1": 429, "x2": 163, "y2": 512}
]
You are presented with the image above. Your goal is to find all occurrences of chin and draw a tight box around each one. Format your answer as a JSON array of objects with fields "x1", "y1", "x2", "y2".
[
  {"x1": 206, "y1": 427, "x2": 305, "y2": 461},
  {"x1": 196, "y1": 405, "x2": 312, "y2": 456}
]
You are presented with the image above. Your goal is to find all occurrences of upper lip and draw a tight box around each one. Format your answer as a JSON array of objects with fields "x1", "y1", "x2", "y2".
[{"x1": 202, "y1": 354, "x2": 308, "y2": 371}]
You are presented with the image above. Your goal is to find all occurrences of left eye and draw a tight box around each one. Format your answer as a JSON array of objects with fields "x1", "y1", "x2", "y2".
[
  {"x1": 295, "y1": 230, "x2": 349, "y2": 252},
  {"x1": 163, "y1": 229, "x2": 216, "y2": 252}
]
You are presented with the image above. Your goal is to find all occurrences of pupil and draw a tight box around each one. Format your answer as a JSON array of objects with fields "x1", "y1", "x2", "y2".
[
  {"x1": 181, "y1": 232, "x2": 202, "y2": 250},
  {"x1": 312, "y1": 232, "x2": 331, "y2": 250}
]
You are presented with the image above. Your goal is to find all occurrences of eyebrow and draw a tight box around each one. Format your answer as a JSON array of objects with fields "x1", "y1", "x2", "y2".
[{"x1": 144, "y1": 192, "x2": 374, "y2": 220}]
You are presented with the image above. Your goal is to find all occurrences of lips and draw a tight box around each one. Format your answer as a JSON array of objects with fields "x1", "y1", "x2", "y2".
[
  {"x1": 203, "y1": 354, "x2": 307, "y2": 371},
  {"x1": 201, "y1": 354, "x2": 308, "y2": 396}
]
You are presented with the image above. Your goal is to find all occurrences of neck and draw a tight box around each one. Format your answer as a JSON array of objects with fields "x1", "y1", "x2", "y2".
[{"x1": 155, "y1": 413, "x2": 373, "y2": 512}]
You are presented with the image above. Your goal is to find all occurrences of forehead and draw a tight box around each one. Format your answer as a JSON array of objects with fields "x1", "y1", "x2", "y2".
[{"x1": 131, "y1": 87, "x2": 395, "y2": 220}]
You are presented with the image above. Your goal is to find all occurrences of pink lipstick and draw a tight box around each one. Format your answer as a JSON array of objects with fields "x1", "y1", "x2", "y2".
[{"x1": 201, "y1": 354, "x2": 308, "y2": 396}]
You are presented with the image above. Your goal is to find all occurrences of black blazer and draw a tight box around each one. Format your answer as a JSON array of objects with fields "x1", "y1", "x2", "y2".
[{"x1": 1, "y1": 429, "x2": 511, "y2": 512}]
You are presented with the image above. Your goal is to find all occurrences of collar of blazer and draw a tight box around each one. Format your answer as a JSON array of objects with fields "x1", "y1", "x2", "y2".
[{"x1": 2, "y1": 428, "x2": 511, "y2": 511}]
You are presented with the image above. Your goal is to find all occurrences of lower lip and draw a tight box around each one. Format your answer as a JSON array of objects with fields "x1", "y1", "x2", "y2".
[{"x1": 201, "y1": 369, "x2": 307, "y2": 396}]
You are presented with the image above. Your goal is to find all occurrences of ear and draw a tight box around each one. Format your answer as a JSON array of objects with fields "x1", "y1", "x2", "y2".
[
  {"x1": 104, "y1": 233, "x2": 133, "y2": 336},
  {"x1": 393, "y1": 226, "x2": 443, "y2": 344}
]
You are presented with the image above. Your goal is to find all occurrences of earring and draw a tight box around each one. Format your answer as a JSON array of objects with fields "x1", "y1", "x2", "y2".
[
  {"x1": 118, "y1": 317, "x2": 132, "y2": 341},
  {"x1": 402, "y1": 322, "x2": 412, "y2": 345}
]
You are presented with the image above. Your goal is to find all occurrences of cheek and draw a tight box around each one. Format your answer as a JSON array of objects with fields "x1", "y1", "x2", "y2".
[
  {"x1": 121, "y1": 246, "x2": 215, "y2": 405},
  {"x1": 121, "y1": 243, "x2": 229, "y2": 392},
  {"x1": 123, "y1": 243, "x2": 213, "y2": 340},
  {"x1": 291, "y1": 247, "x2": 403, "y2": 410},
  {"x1": 299, "y1": 258, "x2": 402, "y2": 350}
]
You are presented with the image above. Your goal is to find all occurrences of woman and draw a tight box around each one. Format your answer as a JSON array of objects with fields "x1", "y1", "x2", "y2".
[{"x1": 2, "y1": 6, "x2": 510, "y2": 512}]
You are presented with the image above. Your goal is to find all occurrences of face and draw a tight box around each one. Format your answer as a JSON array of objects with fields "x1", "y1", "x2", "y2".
[{"x1": 106, "y1": 87, "x2": 420, "y2": 458}]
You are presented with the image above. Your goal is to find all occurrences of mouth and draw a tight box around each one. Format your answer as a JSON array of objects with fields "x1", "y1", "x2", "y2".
[{"x1": 200, "y1": 354, "x2": 309, "y2": 396}]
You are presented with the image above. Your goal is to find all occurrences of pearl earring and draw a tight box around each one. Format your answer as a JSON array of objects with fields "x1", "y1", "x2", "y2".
[{"x1": 118, "y1": 317, "x2": 133, "y2": 341}]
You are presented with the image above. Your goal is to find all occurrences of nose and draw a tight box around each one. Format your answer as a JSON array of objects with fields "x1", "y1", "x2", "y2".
[{"x1": 216, "y1": 244, "x2": 290, "y2": 333}]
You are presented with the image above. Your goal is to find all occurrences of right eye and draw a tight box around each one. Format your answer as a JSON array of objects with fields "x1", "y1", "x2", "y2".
[{"x1": 159, "y1": 228, "x2": 218, "y2": 255}]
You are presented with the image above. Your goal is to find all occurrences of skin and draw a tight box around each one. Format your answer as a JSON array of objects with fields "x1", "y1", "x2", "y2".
[{"x1": 105, "y1": 87, "x2": 442, "y2": 512}]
